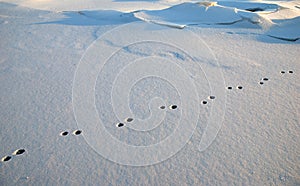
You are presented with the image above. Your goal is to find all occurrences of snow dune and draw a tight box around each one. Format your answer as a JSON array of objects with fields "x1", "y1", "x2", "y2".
[
  {"x1": 266, "y1": 16, "x2": 300, "y2": 41},
  {"x1": 133, "y1": 2, "x2": 271, "y2": 28},
  {"x1": 31, "y1": 1, "x2": 300, "y2": 41},
  {"x1": 133, "y1": 1, "x2": 300, "y2": 41}
]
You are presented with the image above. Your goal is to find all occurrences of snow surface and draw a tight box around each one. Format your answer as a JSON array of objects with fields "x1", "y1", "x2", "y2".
[{"x1": 0, "y1": 0, "x2": 299, "y2": 185}]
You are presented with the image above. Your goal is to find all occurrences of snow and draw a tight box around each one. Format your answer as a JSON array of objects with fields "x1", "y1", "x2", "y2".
[
  {"x1": 133, "y1": 2, "x2": 270, "y2": 27},
  {"x1": 266, "y1": 16, "x2": 300, "y2": 41},
  {"x1": 0, "y1": 0, "x2": 299, "y2": 185}
]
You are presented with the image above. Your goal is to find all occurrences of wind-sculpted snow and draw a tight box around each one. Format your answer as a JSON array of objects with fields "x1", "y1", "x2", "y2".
[
  {"x1": 39, "y1": 10, "x2": 138, "y2": 26},
  {"x1": 266, "y1": 16, "x2": 300, "y2": 42},
  {"x1": 132, "y1": 2, "x2": 300, "y2": 42},
  {"x1": 28, "y1": 1, "x2": 300, "y2": 41},
  {"x1": 217, "y1": 1, "x2": 280, "y2": 13},
  {"x1": 133, "y1": 2, "x2": 273, "y2": 28}
]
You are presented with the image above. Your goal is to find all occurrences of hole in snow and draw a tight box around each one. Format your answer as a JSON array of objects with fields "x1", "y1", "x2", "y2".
[
  {"x1": 117, "y1": 123, "x2": 125, "y2": 128},
  {"x1": 60, "y1": 131, "x2": 69, "y2": 136},
  {"x1": 160, "y1": 106, "x2": 166, "y2": 109},
  {"x1": 126, "y1": 118, "x2": 134, "y2": 122},
  {"x1": 209, "y1": 96, "x2": 215, "y2": 100},
  {"x1": 169, "y1": 105, "x2": 177, "y2": 110},
  {"x1": 73, "y1": 130, "x2": 82, "y2": 135},
  {"x1": 1, "y1": 156, "x2": 11, "y2": 162},
  {"x1": 14, "y1": 149, "x2": 25, "y2": 155}
]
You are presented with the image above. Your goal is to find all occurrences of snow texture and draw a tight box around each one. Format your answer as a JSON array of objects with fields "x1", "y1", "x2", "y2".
[{"x1": 0, "y1": 0, "x2": 299, "y2": 185}]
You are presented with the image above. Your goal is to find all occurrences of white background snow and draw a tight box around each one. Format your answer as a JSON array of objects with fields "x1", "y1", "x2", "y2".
[{"x1": 0, "y1": 0, "x2": 299, "y2": 185}]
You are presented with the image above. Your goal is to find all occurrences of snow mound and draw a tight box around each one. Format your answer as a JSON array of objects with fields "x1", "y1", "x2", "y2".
[
  {"x1": 0, "y1": 0, "x2": 170, "y2": 12},
  {"x1": 217, "y1": 1, "x2": 280, "y2": 13},
  {"x1": 133, "y1": 2, "x2": 272, "y2": 28},
  {"x1": 45, "y1": 10, "x2": 138, "y2": 26},
  {"x1": 267, "y1": 16, "x2": 300, "y2": 42}
]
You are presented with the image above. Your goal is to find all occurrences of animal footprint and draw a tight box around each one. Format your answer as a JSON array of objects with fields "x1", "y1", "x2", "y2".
[
  {"x1": 259, "y1": 70, "x2": 294, "y2": 85},
  {"x1": 73, "y1": 130, "x2": 82, "y2": 135},
  {"x1": 116, "y1": 123, "x2": 125, "y2": 128},
  {"x1": 125, "y1": 118, "x2": 134, "y2": 123},
  {"x1": 1, "y1": 156, "x2": 12, "y2": 162},
  {"x1": 60, "y1": 131, "x2": 69, "y2": 136},
  {"x1": 158, "y1": 104, "x2": 178, "y2": 110},
  {"x1": 169, "y1": 105, "x2": 178, "y2": 110},
  {"x1": 202, "y1": 95, "x2": 216, "y2": 105},
  {"x1": 280, "y1": 70, "x2": 294, "y2": 74},
  {"x1": 115, "y1": 103, "x2": 179, "y2": 129},
  {"x1": 1, "y1": 148, "x2": 26, "y2": 163},
  {"x1": 13, "y1": 149, "x2": 26, "y2": 155},
  {"x1": 159, "y1": 106, "x2": 166, "y2": 109},
  {"x1": 237, "y1": 86, "x2": 243, "y2": 90},
  {"x1": 60, "y1": 130, "x2": 82, "y2": 136},
  {"x1": 209, "y1": 96, "x2": 216, "y2": 100},
  {"x1": 226, "y1": 85, "x2": 243, "y2": 90},
  {"x1": 259, "y1": 77, "x2": 269, "y2": 85},
  {"x1": 115, "y1": 117, "x2": 135, "y2": 129}
]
